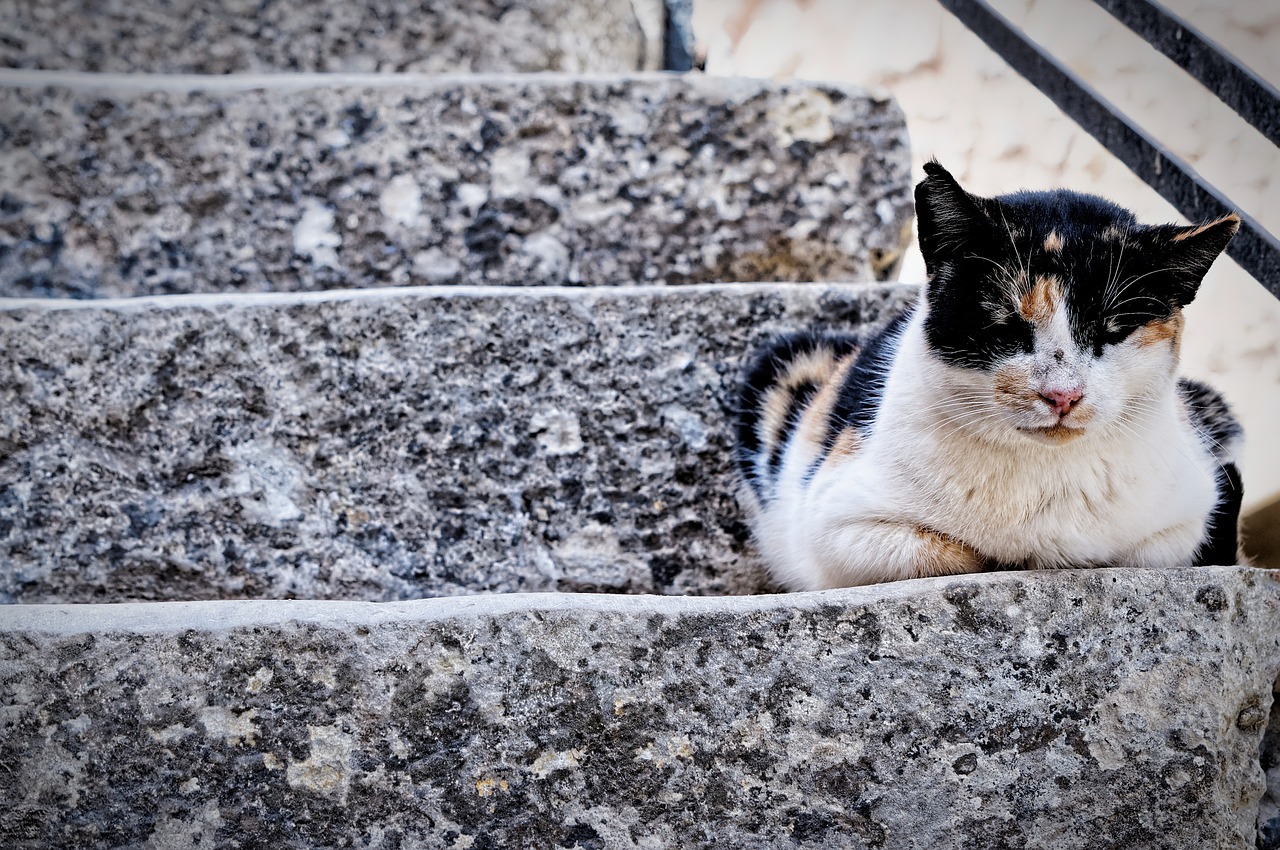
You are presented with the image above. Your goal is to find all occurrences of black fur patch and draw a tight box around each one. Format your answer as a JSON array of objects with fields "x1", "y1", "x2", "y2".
[
  {"x1": 734, "y1": 331, "x2": 858, "y2": 498},
  {"x1": 1193, "y1": 463, "x2": 1243, "y2": 566},
  {"x1": 914, "y1": 161, "x2": 1238, "y2": 368},
  {"x1": 1178, "y1": 378, "x2": 1243, "y2": 461},
  {"x1": 823, "y1": 311, "x2": 910, "y2": 446},
  {"x1": 1176, "y1": 379, "x2": 1243, "y2": 564}
]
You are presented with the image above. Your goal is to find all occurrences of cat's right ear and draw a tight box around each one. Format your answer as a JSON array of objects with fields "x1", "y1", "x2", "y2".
[{"x1": 914, "y1": 160, "x2": 996, "y2": 277}]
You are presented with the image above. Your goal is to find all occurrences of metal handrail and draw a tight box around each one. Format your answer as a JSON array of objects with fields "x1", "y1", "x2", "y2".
[
  {"x1": 937, "y1": 0, "x2": 1280, "y2": 299},
  {"x1": 1091, "y1": 0, "x2": 1280, "y2": 147}
]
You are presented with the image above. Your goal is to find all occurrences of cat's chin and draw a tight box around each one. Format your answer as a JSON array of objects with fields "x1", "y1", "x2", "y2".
[{"x1": 1014, "y1": 423, "x2": 1087, "y2": 444}]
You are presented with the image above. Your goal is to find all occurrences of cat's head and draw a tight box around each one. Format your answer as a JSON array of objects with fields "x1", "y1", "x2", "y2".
[{"x1": 913, "y1": 160, "x2": 1238, "y2": 444}]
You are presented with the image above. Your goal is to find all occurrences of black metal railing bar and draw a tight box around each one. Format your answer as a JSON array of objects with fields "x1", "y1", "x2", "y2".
[
  {"x1": 664, "y1": 0, "x2": 696, "y2": 71},
  {"x1": 1091, "y1": 0, "x2": 1280, "y2": 148},
  {"x1": 936, "y1": 0, "x2": 1280, "y2": 299}
]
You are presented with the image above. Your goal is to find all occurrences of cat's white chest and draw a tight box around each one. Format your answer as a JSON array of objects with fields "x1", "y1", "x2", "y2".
[{"x1": 903, "y1": 424, "x2": 1217, "y2": 567}]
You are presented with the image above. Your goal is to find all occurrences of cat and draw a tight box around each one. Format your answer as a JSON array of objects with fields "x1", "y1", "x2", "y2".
[{"x1": 734, "y1": 161, "x2": 1244, "y2": 590}]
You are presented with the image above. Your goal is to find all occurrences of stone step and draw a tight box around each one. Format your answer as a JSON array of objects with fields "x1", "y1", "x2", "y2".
[
  {"x1": 2, "y1": 567, "x2": 1277, "y2": 848},
  {"x1": 0, "y1": 0, "x2": 667, "y2": 74},
  {"x1": 0, "y1": 72, "x2": 912, "y2": 299},
  {"x1": 0, "y1": 281, "x2": 915, "y2": 604}
]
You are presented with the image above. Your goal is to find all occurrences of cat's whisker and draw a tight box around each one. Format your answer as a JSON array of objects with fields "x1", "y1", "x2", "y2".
[
  {"x1": 924, "y1": 407, "x2": 1002, "y2": 430},
  {"x1": 1104, "y1": 309, "x2": 1171, "y2": 324},
  {"x1": 964, "y1": 252, "x2": 1025, "y2": 310},
  {"x1": 1119, "y1": 399, "x2": 1224, "y2": 485},
  {"x1": 1105, "y1": 290, "x2": 1169, "y2": 308},
  {"x1": 1173, "y1": 398, "x2": 1236, "y2": 461},
  {"x1": 1114, "y1": 265, "x2": 1180, "y2": 290},
  {"x1": 919, "y1": 407, "x2": 1009, "y2": 440},
  {"x1": 1103, "y1": 295, "x2": 1170, "y2": 316},
  {"x1": 1106, "y1": 304, "x2": 1168, "y2": 317},
  {"x1": 1102, "y1": 233, "x2": 1132, "y2": 313},
  {"x1": 1104, "y1": 416, "x2": 1187, "y2": 481},
  {"x1": 996, "y1": 205, "x2": 1020, "y2": 268}
]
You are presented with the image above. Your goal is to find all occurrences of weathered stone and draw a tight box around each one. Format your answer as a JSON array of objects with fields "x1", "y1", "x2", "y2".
[
  {"x1": 1, "y1": 567, "x2": 1277, "y2": 848},
  {"x1": 1263, "y1": 691, "x2": 1280, "y2": 849},
  {"x1": 0, "y1": 0, "x2": 664, "y2": 74},
  {"x1": 0, "y1": 282, "x2": 915, "y2": 603},
  {"x1": 0, "y1": 73, "x2": 913, "y2": 298}
]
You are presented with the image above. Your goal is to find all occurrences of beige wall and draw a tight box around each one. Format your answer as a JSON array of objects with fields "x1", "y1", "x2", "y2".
[{"x1": 695, "y1": 0, "x2": 1280, "y2": 535}]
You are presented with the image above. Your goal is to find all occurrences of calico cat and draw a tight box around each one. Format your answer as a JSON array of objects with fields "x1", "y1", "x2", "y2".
[{"x1": 735, "y1": 161, "x2": 1244, "y2": 590}]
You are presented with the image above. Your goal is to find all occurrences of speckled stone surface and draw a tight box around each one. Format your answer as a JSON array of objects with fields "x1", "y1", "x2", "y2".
[
  {"x1": 1264, "y1": 697, "x2": 1280, "y2": 850},
  {"x1": 0, "y1": 282, "x2": 915, "y2": 603},
  {"x1": 2, "y1": 567, "x2": 1277, "y2": 849},
  {"x1": 0, "y1": 73, "x2": 913, "y2": 299},
  {"x1": 0, "y1": 0, "x2": 664, "y2": 74}
]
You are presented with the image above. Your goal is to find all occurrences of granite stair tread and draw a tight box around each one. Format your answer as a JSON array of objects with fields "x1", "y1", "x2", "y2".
[
  {"x1": 0, "y1": 72, "x2": 912, "y2": 299},
  {"x1": 0, "y1": 0, "x2": 666, "y2": 75},
  {"x1": 0, "y1": 281, "x2": 915, "y2": 604},
  {"x1": 5, "y1": 5, "x2": 1278, "y2": 849},
  {"x1": 1, "y1": 567, "x2": 1277, "y2": 849}
]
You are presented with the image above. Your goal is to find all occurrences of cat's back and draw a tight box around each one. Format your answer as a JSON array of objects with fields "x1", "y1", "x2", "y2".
[
  {"x1": 734, "y1": 312, "x2": 909, "y2": 513},
  {"x1": 734, "y1": 330, "x2": 860, "y2": 511}
]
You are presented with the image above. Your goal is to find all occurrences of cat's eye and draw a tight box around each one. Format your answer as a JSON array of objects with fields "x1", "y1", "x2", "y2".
[
  {"x1": 1097, "y1": 317, "x2": 1132, "y2": 349},
  {"x1": 981, "y1": 300, "x2": 1013, "y2": 325}
]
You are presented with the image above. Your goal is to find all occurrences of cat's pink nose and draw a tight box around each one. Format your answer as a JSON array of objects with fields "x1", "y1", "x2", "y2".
[{"x1": 1040, "y1": 387, "x2": 1083, "y2": 417}]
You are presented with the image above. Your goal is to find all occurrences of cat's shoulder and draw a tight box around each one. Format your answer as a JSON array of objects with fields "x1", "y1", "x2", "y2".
[
  {"x1": 739, "y1": 330, "x2": 860, "y2": 397},
  {"x1": 1176, "y1": 377, "x2": 1241, "y2": 462},
  {"x1": 734, "y1": 329, "x2": 860, "y2": 490},
  {"x1": 827, "y1": 310, "x2": 912, "y2": 435}
]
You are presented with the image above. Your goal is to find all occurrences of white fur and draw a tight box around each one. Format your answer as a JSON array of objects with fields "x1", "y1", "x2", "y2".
[{"x1": 754, "y1": 301, "x2": 1229, "y2": 591}]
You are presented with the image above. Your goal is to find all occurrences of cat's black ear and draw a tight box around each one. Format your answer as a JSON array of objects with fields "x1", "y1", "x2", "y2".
[
  {"x1": 914, "y1": 160, "x2": 997, "y2": 276},
  {"x1": 1145, "y1": 214, "x2": 1240, "y2": 305}
]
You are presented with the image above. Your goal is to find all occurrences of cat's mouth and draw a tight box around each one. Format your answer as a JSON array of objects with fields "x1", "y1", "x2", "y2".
[{"x1": 1016, "y1": 423, "x2": 1086, "y2": 443}]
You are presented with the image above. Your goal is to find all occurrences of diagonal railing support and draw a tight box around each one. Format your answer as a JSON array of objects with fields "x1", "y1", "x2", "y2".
[
  {"x1": 1090, "y1": 0, "x2": 1280, "y2": 147},
  {"x1": 937, "y1": 0, "x2": 1280, "y2": 299}
]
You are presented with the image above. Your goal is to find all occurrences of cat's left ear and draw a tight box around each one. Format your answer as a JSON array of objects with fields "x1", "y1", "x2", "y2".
[
  {"x1": 914, "y1": 160, "x2": 999, "y2": 277},
  {"x1": 1144, "y1": 214, "x2": 1240, "y2": 305}
]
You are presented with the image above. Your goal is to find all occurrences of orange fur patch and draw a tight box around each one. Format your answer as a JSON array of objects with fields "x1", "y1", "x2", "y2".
[
  {"x1": 1172, "y1": 213, "x2": 1241, "y2": 242},
  {"x1": 1132, "y1": 311, "x2": 1184, "y2": 366},
  {"x1": 827, "y1": 429, "x2": 863, "y2": 461},
  {"x1": 758, "y1": 387, "x2": 793, "y2": 453},
  {"x1": 1043, "y1": 230, "x2": 1063, "y2": 253},
  {"x1": 1018, "y1": 275, "x2": 1062, "y2": 324},
  {"x1": 757, "y1": 350, "x2": 843, "y2": 451},
  {"x1": 993, "y1": 362, "x2": 1037, "y2": 410},
  {"x1": 1132, "y1": 312, "x2": 1183, "y2": 348},
  {"x1": 797, "y1": 352, "x2": 859, "y2": 448},
  {"x1": 914, "y1": 526, "x2": 985, "y2": 576}
]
